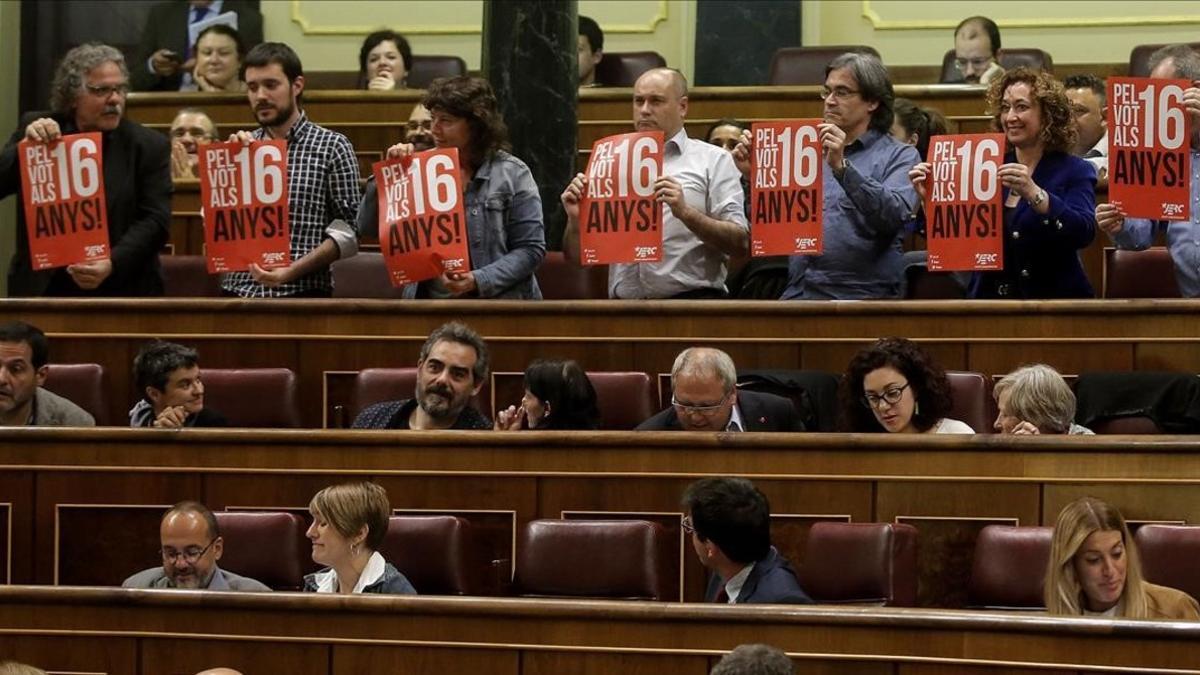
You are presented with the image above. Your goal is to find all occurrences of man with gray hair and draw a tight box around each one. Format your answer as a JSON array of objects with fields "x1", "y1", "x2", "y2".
[
  {"x1": 994, "y1": 364, "x2": 1093, "y2": 435},
  {"x1": 637, "y1": 347, "x2": 802, "y2": 431},
  {"x1": 711, "y1": 644, "x2": 794, "y2": 675},
  {"x1": 1095, "y1": 44, "x2": 1200, "y2": 297},
  {"x1": 735, "y1": 52, "x2": 920, "y2": 299},
  {"x1": 352, "y1": 322, "x2": 492, "y2": 430},
  {"x1": 0, "y1": 43, "x2": 171, "y2": 297}
]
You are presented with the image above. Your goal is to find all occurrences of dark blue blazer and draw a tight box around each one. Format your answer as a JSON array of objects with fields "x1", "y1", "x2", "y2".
[
  {"x1": 969, "y1": 150, "x2": 1096, "y2": 299},
  {"x1": 705, "y1": 546, "x2": 814, "y2": 605}
]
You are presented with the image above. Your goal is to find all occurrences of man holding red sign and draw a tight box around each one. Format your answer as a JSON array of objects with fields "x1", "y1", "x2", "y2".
[
  {"x1": 0, "y1": 43, "x2": 171, "y2": 296},
  {"x1": 561, "y1": 68, "x2": 749, "y2": 299},
  {"x1": 1097, "y1": 46, "x2": 1200, "y2": 297},
  {"x1": 221, "y1": 43, "x2": 361, "y2": 298}
]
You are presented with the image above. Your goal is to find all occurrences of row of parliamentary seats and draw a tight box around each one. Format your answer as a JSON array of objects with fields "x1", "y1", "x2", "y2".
[{"x1": 9, "y1": 319, "x2": 1200, "y2": 433}]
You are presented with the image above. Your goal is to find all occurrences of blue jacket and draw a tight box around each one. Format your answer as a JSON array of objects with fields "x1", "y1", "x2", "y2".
[
  {"x1": 705, "y1": 546, "x2": 813, "y2": 605},
  {"x1": 969, "y1": 150, "x2": 1096, "y2": 299}
]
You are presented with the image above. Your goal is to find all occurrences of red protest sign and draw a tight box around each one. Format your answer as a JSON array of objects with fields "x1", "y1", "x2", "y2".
[
  {"x1": 579, "y1": 131, "x2": 663, "y2": 264},
  {"x1": 18, "y1": 132, "x2": 109, "y2": 270},
  {"x1": 749, "y1": 120, "x2": 823, "y2": 256},
  {"x1": 198, "y1": 139, "x2": 291, "y2": 273},
  {"x1": 924, "y1": 133, "x2": 1004, "y2": 271},
  {"x1": 1107, "y1": 76, "x2": 1191, "y2": 220},
  {"x1": 373, "y1": 147, "x2": 470, "y2": 287}
]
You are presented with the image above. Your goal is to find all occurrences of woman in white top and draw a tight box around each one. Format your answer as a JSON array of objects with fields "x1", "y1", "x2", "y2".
[
  {"x1": 302, "y1": 482, "x2": 416, "y2": 595},
  {"x1": 839, "y1": 337, "x2": 975, "y2": 434}
]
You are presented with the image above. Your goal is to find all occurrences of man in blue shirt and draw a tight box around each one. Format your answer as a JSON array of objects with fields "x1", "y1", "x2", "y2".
[
  {"x1": 736, "y1": 52, "x2": 919, "y2": 299},
  {"x1": 1095, "y1": 45, "x2": 1200, "y2": 297}
]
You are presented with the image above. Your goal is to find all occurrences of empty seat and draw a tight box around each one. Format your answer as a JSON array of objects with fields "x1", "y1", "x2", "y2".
[
  {"x1": 1135, "y1": 524, "x2": 1200, "y2": 601},
  {"x1": 736, "y1": 370, "x2": 840, "y2": 432},
  {"x1": 160, "y1": 255, "x2": 222, "y2": 297},
  {"x1": 1103, "y1": 247, "x2": 1180, "y2": 299},
  {"x1": 346, "y1": 367, "x2": 491, "y2": 427},
  {"x1": 945, "y1": 370, "x2": 994, "y2": 433},
  {"x1": 202, "y1": 368, "x2": 302, "y2": 428},
  {"x1": 332, "y1": 252, "x2": 406, "y2": 299},
  {"x1": 379, "y1": 515, "x2": 485, "y2": 595},
  {"x1": 769, "y1": 46, "x2": 881, "y2": 85},
  {"x1": 904, "y1": 263, "x2": 967, "y2": 300},
  {"x1": 409, "y1": 55, "x2": 467, "y2": 88},
  {"x1": 1075, "y1": 371, "x2": 1200, "y2": 434},
  {"x1": 214, "y1": 511, "x2": 310, "y2": 590},
  {"x1": 43, "y1": 363, "x2": 107, "y2": 425},
  {"x1": 588, "y1": 371, "x2": 657, "y2": 430},
  {"x1": 967, "y1": 525, "x2": 1053, "y2": 610},
  {"x1": 535, "y1": 251, "x2": 608, "y2": 300},
  {"x1": 799, "y1": 522, "x2": 918, "y2": 606},
  {"x1": 513, "y1": 519, "x2": 672, "y2": 600},
  {"x1": 939, "y1": 48, "x2": 1053, "y2": 83},
  {"x1": 595, "y1": 51, "x2": 666, "y2": 87},
  {"x1": 1129, "y1": 43, "x2": 1200, "y2": 78}
]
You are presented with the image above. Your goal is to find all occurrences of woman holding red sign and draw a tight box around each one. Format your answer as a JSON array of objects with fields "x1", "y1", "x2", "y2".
[
  {"x1": 359, "y1": 76, "x2": 545, "y2": 298},
  {"x1": 910, "y1": 67, "x2": 1097, "y2": 298}
]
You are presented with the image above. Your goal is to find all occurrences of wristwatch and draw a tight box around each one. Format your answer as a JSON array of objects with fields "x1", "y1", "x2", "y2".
[{"x1": 1027, "y1": 189, "x2": 1047, "y2": 207}]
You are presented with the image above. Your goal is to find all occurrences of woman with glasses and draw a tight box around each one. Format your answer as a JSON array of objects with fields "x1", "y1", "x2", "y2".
[
  {"x1": 495, "y1": 359, "x2": 600, "y2": 430},
  {"x1": 909, "y1": 67, "x2": 1097, "y2": 299},
  {"x1": 1046, "y1": 496, "x2": 1198, "y2": 619},
  {"x1": 303, "y1": 482, "x2": 416, "y2": 595},
  {"x1": 838, "y1": 337, "x2": 974, "y2": 434}
]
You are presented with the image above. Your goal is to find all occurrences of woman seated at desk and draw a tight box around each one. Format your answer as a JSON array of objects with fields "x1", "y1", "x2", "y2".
[
  {"x1": 359, "y1": 30, "x2": 412, "y2": 90},
  {"x1": 839, "y1": 337, "x2": 974, "y2": 434},
  {"x1": 495, "y1": 359, "x2": 600, "y2": 430},
  {"x1": 189, "y1": 24, "x2": 246, "y2": 93},
  {"x1": 303, "y1": 482, "x2": 416, "y2": 595}
]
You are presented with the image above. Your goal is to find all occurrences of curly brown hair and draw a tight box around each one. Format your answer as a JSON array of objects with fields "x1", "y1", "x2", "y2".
[
  {"x1": 838, "y1": 337, "x2": 953, "y2": 433},
  {"x1": 422, "y1": 76, "x2": 510, "y2": 169},
  {"x1": 987, "y1": 66, "x2": 1077, "y2": 154}
]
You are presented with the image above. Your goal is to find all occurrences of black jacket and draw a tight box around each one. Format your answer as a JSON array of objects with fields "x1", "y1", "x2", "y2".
[
  {"x1": 636, "y1": 389, "x2": 805, "y2": 431},
  {"x1": 133, "y1": 0, "x2": 264, "y2": 91},
  {"x1": 704, "y1": 546, "x2": 813, "y2": 605},
  {"x1": 0, "y1": 112, "x2": 171, "y2": 296}
]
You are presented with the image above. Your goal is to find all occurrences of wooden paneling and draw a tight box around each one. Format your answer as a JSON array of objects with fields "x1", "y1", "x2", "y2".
[
  {"x1": 140, "y1": 639, "x2": 329, "y2": 675},
  {"x1": 333, "y1": 645, "x2": 520, "y2": 675},
  {"x1": 0, "y1": 635, "x2": 136, "y2": 675}
]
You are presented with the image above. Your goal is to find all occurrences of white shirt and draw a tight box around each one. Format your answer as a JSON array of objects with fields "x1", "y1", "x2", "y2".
[
  {"x1": 931, "y1": 418, "x2": 975, "y2": 434},
  {"x1": 311, "y1": 551, "x2": 386, "y2": 594},
  {"x1": 726, "y1": 403, "x2": 745, "y2": 432},
  {"x1": 609, "y1": 128, "x2": 749, "y2": 299},
  {"x1": 724, "y1": 562, "x2": 756, "y2": 603}
]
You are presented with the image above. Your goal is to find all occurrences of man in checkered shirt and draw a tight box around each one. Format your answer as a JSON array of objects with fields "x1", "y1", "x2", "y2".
[{"x1": 222, "y1": 42, "x2": 360, "y2": 298}]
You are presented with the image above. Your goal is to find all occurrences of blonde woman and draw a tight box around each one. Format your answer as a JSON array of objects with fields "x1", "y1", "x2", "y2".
[
  {"x1": 303, "y1": 482, "x2": 416, "y2": 595},
  {"x1": 993, "y1": 364, "x2": 1093, "y2": 435},
  {"x1": 1046, "y1": 497, "x2": 1198, "y2": 619}
]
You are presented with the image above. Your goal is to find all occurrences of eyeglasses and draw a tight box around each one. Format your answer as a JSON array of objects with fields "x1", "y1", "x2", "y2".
[
  {"x1": 820, "y1": 86, "x2": 860, "y2": 101},
  {"x1": 170, "y1": 127, "x2": 214, "y2": 140},
  {"x1": 862, "y1": 383, "x2": 910, "y2": 409},
  {"x1": 671, "y1": 392, "x2": 731, "y2": 416},
  {"x1": 85, "y1": 83, "x2": 130, "y2": 98},
  {"x1": 161, "y1": 538, "x2": 216, "y2": 564},
  {"x1": 681, "y1": 516, "x2": 695, "y2": 534},
  {"x1": 954, "y1": 57, "x2": 993, "y2": 72}
]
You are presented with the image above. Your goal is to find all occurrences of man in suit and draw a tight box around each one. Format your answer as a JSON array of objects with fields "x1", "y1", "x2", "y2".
[
  {"x1": 123, "y1": 501, "x2": 270, "y2": 591},
  {"x1": 637, "y1": 347, "x2": 803, "y2": 431},
  {"x1": 0, "y1": 43, "x2": 171, "y2": 297},
  {"x1": 134, "y1": 0, "x2": 264, "y2": 91},
  {"x1": 682, "y1": 477, "x2": 812, "y2": 605}
]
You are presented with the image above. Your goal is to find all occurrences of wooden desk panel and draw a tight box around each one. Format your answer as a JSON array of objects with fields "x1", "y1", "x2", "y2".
[{"x1": 0, "y1": 587, "x2": 1197, "y2": 674}]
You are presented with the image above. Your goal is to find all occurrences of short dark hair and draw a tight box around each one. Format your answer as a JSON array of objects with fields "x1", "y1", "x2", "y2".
[
  {"x1": 838, "y1": 337, "x2": 952, "y2": 433},
  {"x1": 682, "y1": 477, "x2": 771, "y2": 565},
  {"x1": 955, "y1": 16, "x2": 1001, "y2": 53},
  {"x1": 195, "y1": 23, "x2": 246, "y2": 60},
  {"x1": 134, "y1": 341, "x2": 200, "y2": 397},
  {"x1": 422, "y1": 76, "x2": 510, "y2": 166},
  {"x1": 1062, "y1": 74, "x2": 1107, "y2": 108},
  {"x1": 711, "y1": 644, "x2": 794, "y2": 675},
  {"x1": 705, "y1": 117, "x2": 747, "y2": 141},
  {"x1": 892, "y1": 98, "x2": 948, "y2": 161},
  {"x1": 357, "y1": 30, "x2": 414, "y2": 84},
  {"x1": 579, "y1": 15, "x2": 604, "y2": 54},
  {"x1": 826, "y1": 52, "x2": 895, "y2": 134},
  {"x1": 418, "y1": 322, "x2": 490, "y2": 385},
  {"x1": 242, "y1": 42, "x2": 304, "y2": 83},
  {"x1": 163, "y1": 500, "x2": 220, "y2": 540},
  {"x1": 524, "y1": 359, "x2": 600, "y2": 430},
  {"x1": 0, "y1": 321, "x2": 49, "y2": 368}
]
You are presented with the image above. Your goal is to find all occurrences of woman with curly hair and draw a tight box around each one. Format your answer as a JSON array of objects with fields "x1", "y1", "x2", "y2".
[
  {"x1": 909, "y1": 67, "x2": 1097, "y2": 298},
  {"x1": 1046, "y1": 496, "x2": 1198, "y2": 619},
  {"x1": 838, "y1": 337, "x2": 974, "y2": 434}
]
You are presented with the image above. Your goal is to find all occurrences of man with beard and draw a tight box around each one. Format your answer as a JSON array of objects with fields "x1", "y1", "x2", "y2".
[
  {"x1": 223, "y1": 42, "x2": 361, "y2": 298},
  {"x1": 0, "y1": 43, "x2": 171, "y2": 297},
  {"x1": 130, "y1": 340, "x2": 227, "y2": 428},
  {"x1": 0, "y1": 321, "x2": 94, "y2": 427},
  {"x1": 352, "y1": 322, "x2": 492, "y2": 429},
  {"x1": 404, "y1": 103, "x2": 434, "y2": 151},
  {"x1": 123, "y1": 501, "x2": 270, "y2": 591}
]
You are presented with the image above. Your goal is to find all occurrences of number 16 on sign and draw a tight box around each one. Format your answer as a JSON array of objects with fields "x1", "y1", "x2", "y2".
[{"x1": 750, "y1": 120, "x2": 823, "y2": 256}]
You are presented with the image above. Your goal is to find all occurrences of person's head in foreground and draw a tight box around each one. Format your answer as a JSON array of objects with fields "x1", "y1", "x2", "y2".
[
  {"x1": 305, "y1": 482, "x2": 416, "y2": 594},
  {"x1": 710, "y1": 644, "x2": 794, "y2": 675}
]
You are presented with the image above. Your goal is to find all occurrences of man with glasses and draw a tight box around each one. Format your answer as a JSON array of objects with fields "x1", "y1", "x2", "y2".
[
  {"x1": 403, "y1": 104, "x2": 434, "y2": 151},
  {"x1": 951, "y1": 16, "x2": 1003, "y2": 85},
  {"x1": 123, "y1": 501, "x2": 270, "y2": 591},
  {"x1": 1, "y1": 43, "x2": 171, "y2": 296},
  {"x1": 682, "y1": 477, "x2": 812, "y2": 604},
  {"x1": 637, "y1": 347, "x2": 802, "y2": 431},
  {"x1": 168, "y1": 108, "x2": 218, "y2": 180}
]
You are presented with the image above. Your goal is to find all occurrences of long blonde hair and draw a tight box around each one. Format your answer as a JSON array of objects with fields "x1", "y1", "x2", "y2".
[{"x1": 1045, "y1": 497, "x2": 1148, "y2": 617}]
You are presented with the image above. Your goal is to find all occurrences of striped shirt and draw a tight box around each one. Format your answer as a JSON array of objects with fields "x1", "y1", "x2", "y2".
[{"x1": 221, "y1": 112, "x2": 362, "y2": 297}]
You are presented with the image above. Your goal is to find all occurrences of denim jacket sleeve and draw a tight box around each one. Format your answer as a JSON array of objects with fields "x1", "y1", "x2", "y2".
[{"x1": 470, "y1": 154, "x2": 546, "y2": 297}]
